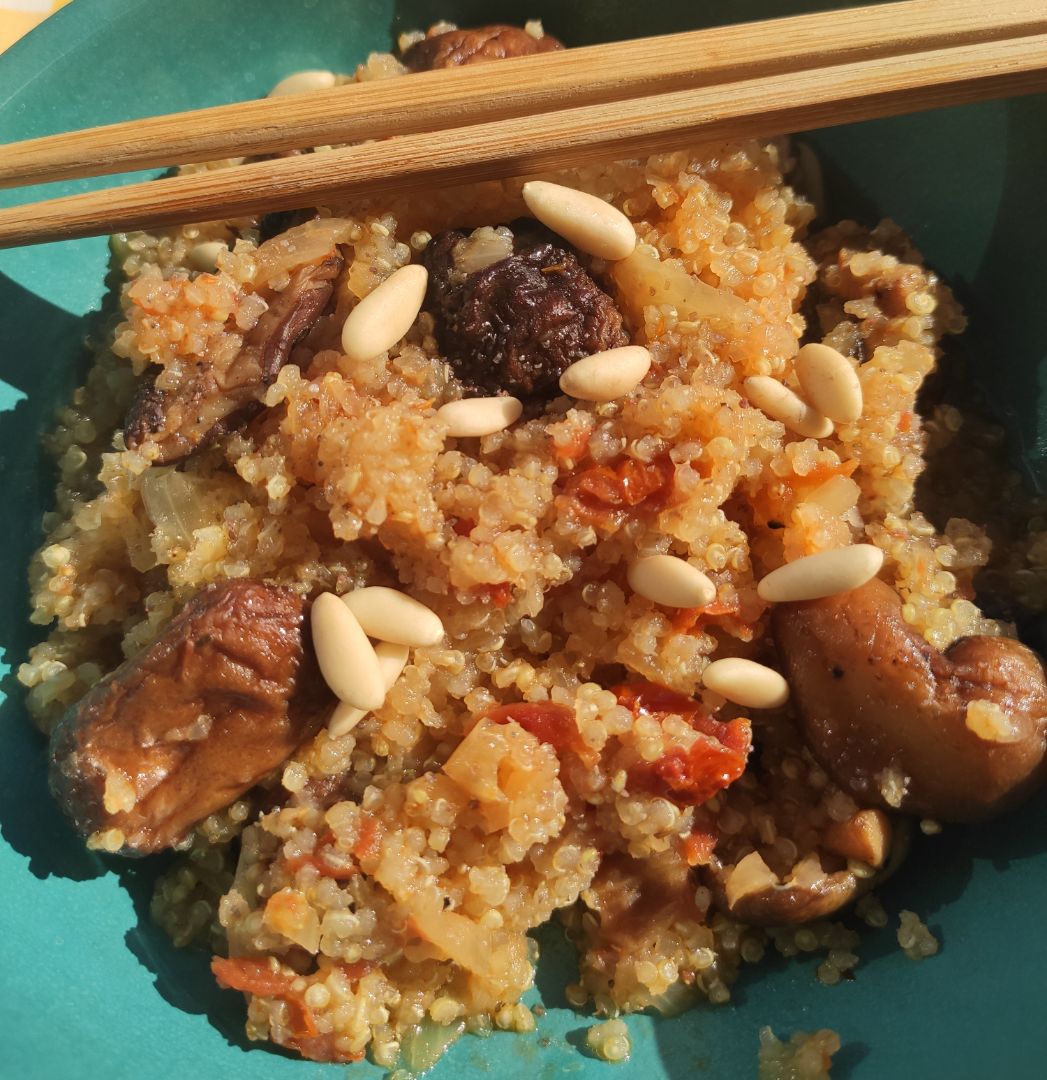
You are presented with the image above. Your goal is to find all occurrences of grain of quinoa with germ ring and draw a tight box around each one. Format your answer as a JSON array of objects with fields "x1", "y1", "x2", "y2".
[{"x1": 17, "y1": 17, "x2": 1047, "y2": 1077}]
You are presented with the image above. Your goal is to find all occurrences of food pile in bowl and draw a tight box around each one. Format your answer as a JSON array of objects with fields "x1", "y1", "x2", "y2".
[{"x1": 18, "y1": 19, "x2": 1047, "y2": 1074}]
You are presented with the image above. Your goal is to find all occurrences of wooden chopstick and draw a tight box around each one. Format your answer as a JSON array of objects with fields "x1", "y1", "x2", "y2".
[
  {"x1": 2, "y1": 30, "x2": 1047, "y2": 247},
  {"x1": 2, "y1": 0, "x2": 1045, "y2": 189}
]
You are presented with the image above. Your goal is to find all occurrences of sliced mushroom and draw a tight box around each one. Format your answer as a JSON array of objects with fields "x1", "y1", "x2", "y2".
[
  {"x1": 704, "y1": 850, "x2": 859, "y2": 926},
  {"x1": 696, "y1": 739, "x2": 897, "y2": 927},
  {"x1": 125, "y1": 251, "x2": 343, "y2": 463},
  {"x1": 773, "y1": 577, "x2": 1047, "y2": 822},
  {"x1": 823, "y1": 808, "x2": 892, "y2": 867},
  {"x1": 48, "y1": 581, "x2": 333, "y2": 854}
]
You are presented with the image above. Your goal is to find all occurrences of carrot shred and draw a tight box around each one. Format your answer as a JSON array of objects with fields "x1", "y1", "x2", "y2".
[
  {"x1": 212, "y1": 956, "x2": 321, "y2": 1050},
  {"x1": 552, "y1": 425, "x2": 592, "y2": 464},
  {"x1": 211, "y1": 957, "x2": 296, "y2": 997},
  {"x1": 282, "y1": 832, "x2": 359, "y2": 880},
  {"x1": 681, "y1": 828, "x2": 718, "y2": 867},
  {"x1": 352, "y1": 815, "x2": 382, "y2": 862},
  {"x1": 472, "y1": 582, "x2": 512, "y2": 608},
  {"x1": 670, "y1": 597, "x2": 741, "y2": 634},
  {"x1": 285, "y1": 996, "x2": 319, "y2": 1039},
  {"x1": 790, "y1": 457, "x2": 858, "y2": 493}
]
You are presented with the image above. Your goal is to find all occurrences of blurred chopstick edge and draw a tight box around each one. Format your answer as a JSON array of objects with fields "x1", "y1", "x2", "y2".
[
  {"x1": 2, "y1": 0, "x2": 1047, "y2": 188},
  {"x1": 2, "y1": 31, "x2": 1046, "y2": 250}
]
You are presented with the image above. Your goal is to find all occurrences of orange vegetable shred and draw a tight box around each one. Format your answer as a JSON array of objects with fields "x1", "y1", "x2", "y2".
[
  {"x1": 352, "y1": 815, "x2": 382, "y2": 862},
  {"x1": 211, "y1": 957, "x2": 323, "y2": 1052},
  {"x1": 211, "y1": 956, "x2": 297, "y2": 997},
  {"x1": 282, "y1": 831, "x2": 359, "y2": 880},
  {"x1": 472, "y1": 581, "x2": 513, "y2": 608},
  {"x1": 670, "y1": 598, "x2": 741, "y2": 634}
]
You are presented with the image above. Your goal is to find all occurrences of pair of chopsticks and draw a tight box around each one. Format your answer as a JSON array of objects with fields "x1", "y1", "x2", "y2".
[{"x1": 1, "y1": 0, "x2": 1046, "y2": 249}]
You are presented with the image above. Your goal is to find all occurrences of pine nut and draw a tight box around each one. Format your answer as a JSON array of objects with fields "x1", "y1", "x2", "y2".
[
  {"x1": 437, "y1": 396, "x2": 523, "y2": 438},
  {"x1": 702, "y1": 657, "x2": 789, "y2": 709},
  {"x1": 188, "y1": 240, "x2": 227, "y2": 272},
  {"x1": 342, "y1": 586, "x2": 444, "y2": 647},
  {"x1": 757, "y1": 544, "x2": 884, "y2": 603},
  {"x1": 268, "y1": 69, "x2": 337, "y2": 97},
  {"x1": 522, "y1": 181, "x2": 636, "y2": 261},
  {"x1": 341, "y1": 264, "x2": 428, "y2": 363},
  {"x1": 628, "y1": 555, "x2": 716, "y2": 608},
  {"x1": 328, "y1": 641, "x2": 409, "y2": 738},
  {"x1": 559, "y1": 346, "x2": 651, "y2": 403},
  {"x1": 310, "y1": 592, "x2": 386, "y2": 710},
  {"x1": 744, "y1": 376, "x2": 833, "y2": 439},
  {"x1": 795, "y1": 343, "x2": 863, "y2": 423}
]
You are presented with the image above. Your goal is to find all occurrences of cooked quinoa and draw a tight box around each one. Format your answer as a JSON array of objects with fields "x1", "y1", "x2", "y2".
[
  {"x1": 897, "y1": 909, "x2": 940, "y2": 960},
  {"x1": 18, "y1": 21, "x2": 1047, "y2": 1072},
  {"x1": 758, "y1": 1027, "x2": 841, "y2": 1080},
  {"x1": 587, "y1": 1018, "x2": 631, "y2": 1062}
]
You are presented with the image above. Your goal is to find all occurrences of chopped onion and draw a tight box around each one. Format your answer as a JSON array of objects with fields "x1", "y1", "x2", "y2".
[
  {"x1": 610, "y1": 244, "x2": 751, "y2": 329},
  {"x1": 140, "y1": 467, "x2": 210, "y2": 545},
  {"x1": 398, "y1": 1018, "x2": 466, "y2": 1075},
  {"x1": 255, "y1": 217, "x2": 356, "y2": 284},
  {"x1": 451, "y1": 226, "x2": 514, "y2": 277},
  {"x1": 644, "y1": 981, "x2": 701, "y2": 1017}
]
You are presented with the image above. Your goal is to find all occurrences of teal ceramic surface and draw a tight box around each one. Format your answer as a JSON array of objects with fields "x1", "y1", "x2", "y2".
[{"x1": 2, "y1": 3, "x2": 1045, "y2": 1078}]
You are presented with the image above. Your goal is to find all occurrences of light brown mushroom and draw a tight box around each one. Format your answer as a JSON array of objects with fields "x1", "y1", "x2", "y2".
[
  {"x1": 701, "y1": 806, "x2": 901, "y2": 926},
  {"x1": 703, "y1": 850, "x2": 859, "y2": 926},
  {"x1": 773, "y1": 577, "x2": 1047, "y2": 822}
]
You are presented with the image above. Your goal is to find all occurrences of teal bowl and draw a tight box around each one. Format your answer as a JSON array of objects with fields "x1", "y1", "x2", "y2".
[{"x1": 2, "y1": 3, "x2": 1045, "y2": 1078}]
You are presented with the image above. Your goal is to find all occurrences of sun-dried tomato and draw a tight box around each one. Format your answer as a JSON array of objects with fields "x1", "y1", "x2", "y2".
[
  {"x1": 487, "y1": 701, "x2": 583, "y2": 753},
  {"x1": 339, "y1": 960, "x2": 377, "y2": 984},
  {"x1": 614, "y1": 680, "x2": 700, "y2": 717},
  {"x1": 562, "y1": 453, "x2": 675, "y2": 528},
  {"x1": 284, "y1": 1032, "x2": 362, "y2": 1064},
  {"x1": 614, "y1": 680, "x2": 752, "y2": 807}
]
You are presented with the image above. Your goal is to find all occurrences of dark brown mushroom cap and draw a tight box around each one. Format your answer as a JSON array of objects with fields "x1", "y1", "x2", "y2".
[
  {"x1": 422, "y1": 222, "x2": 628, "y2": 402},
  {"x1": 401, "y1": 25, "x2": 563, "y2": 72}
]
